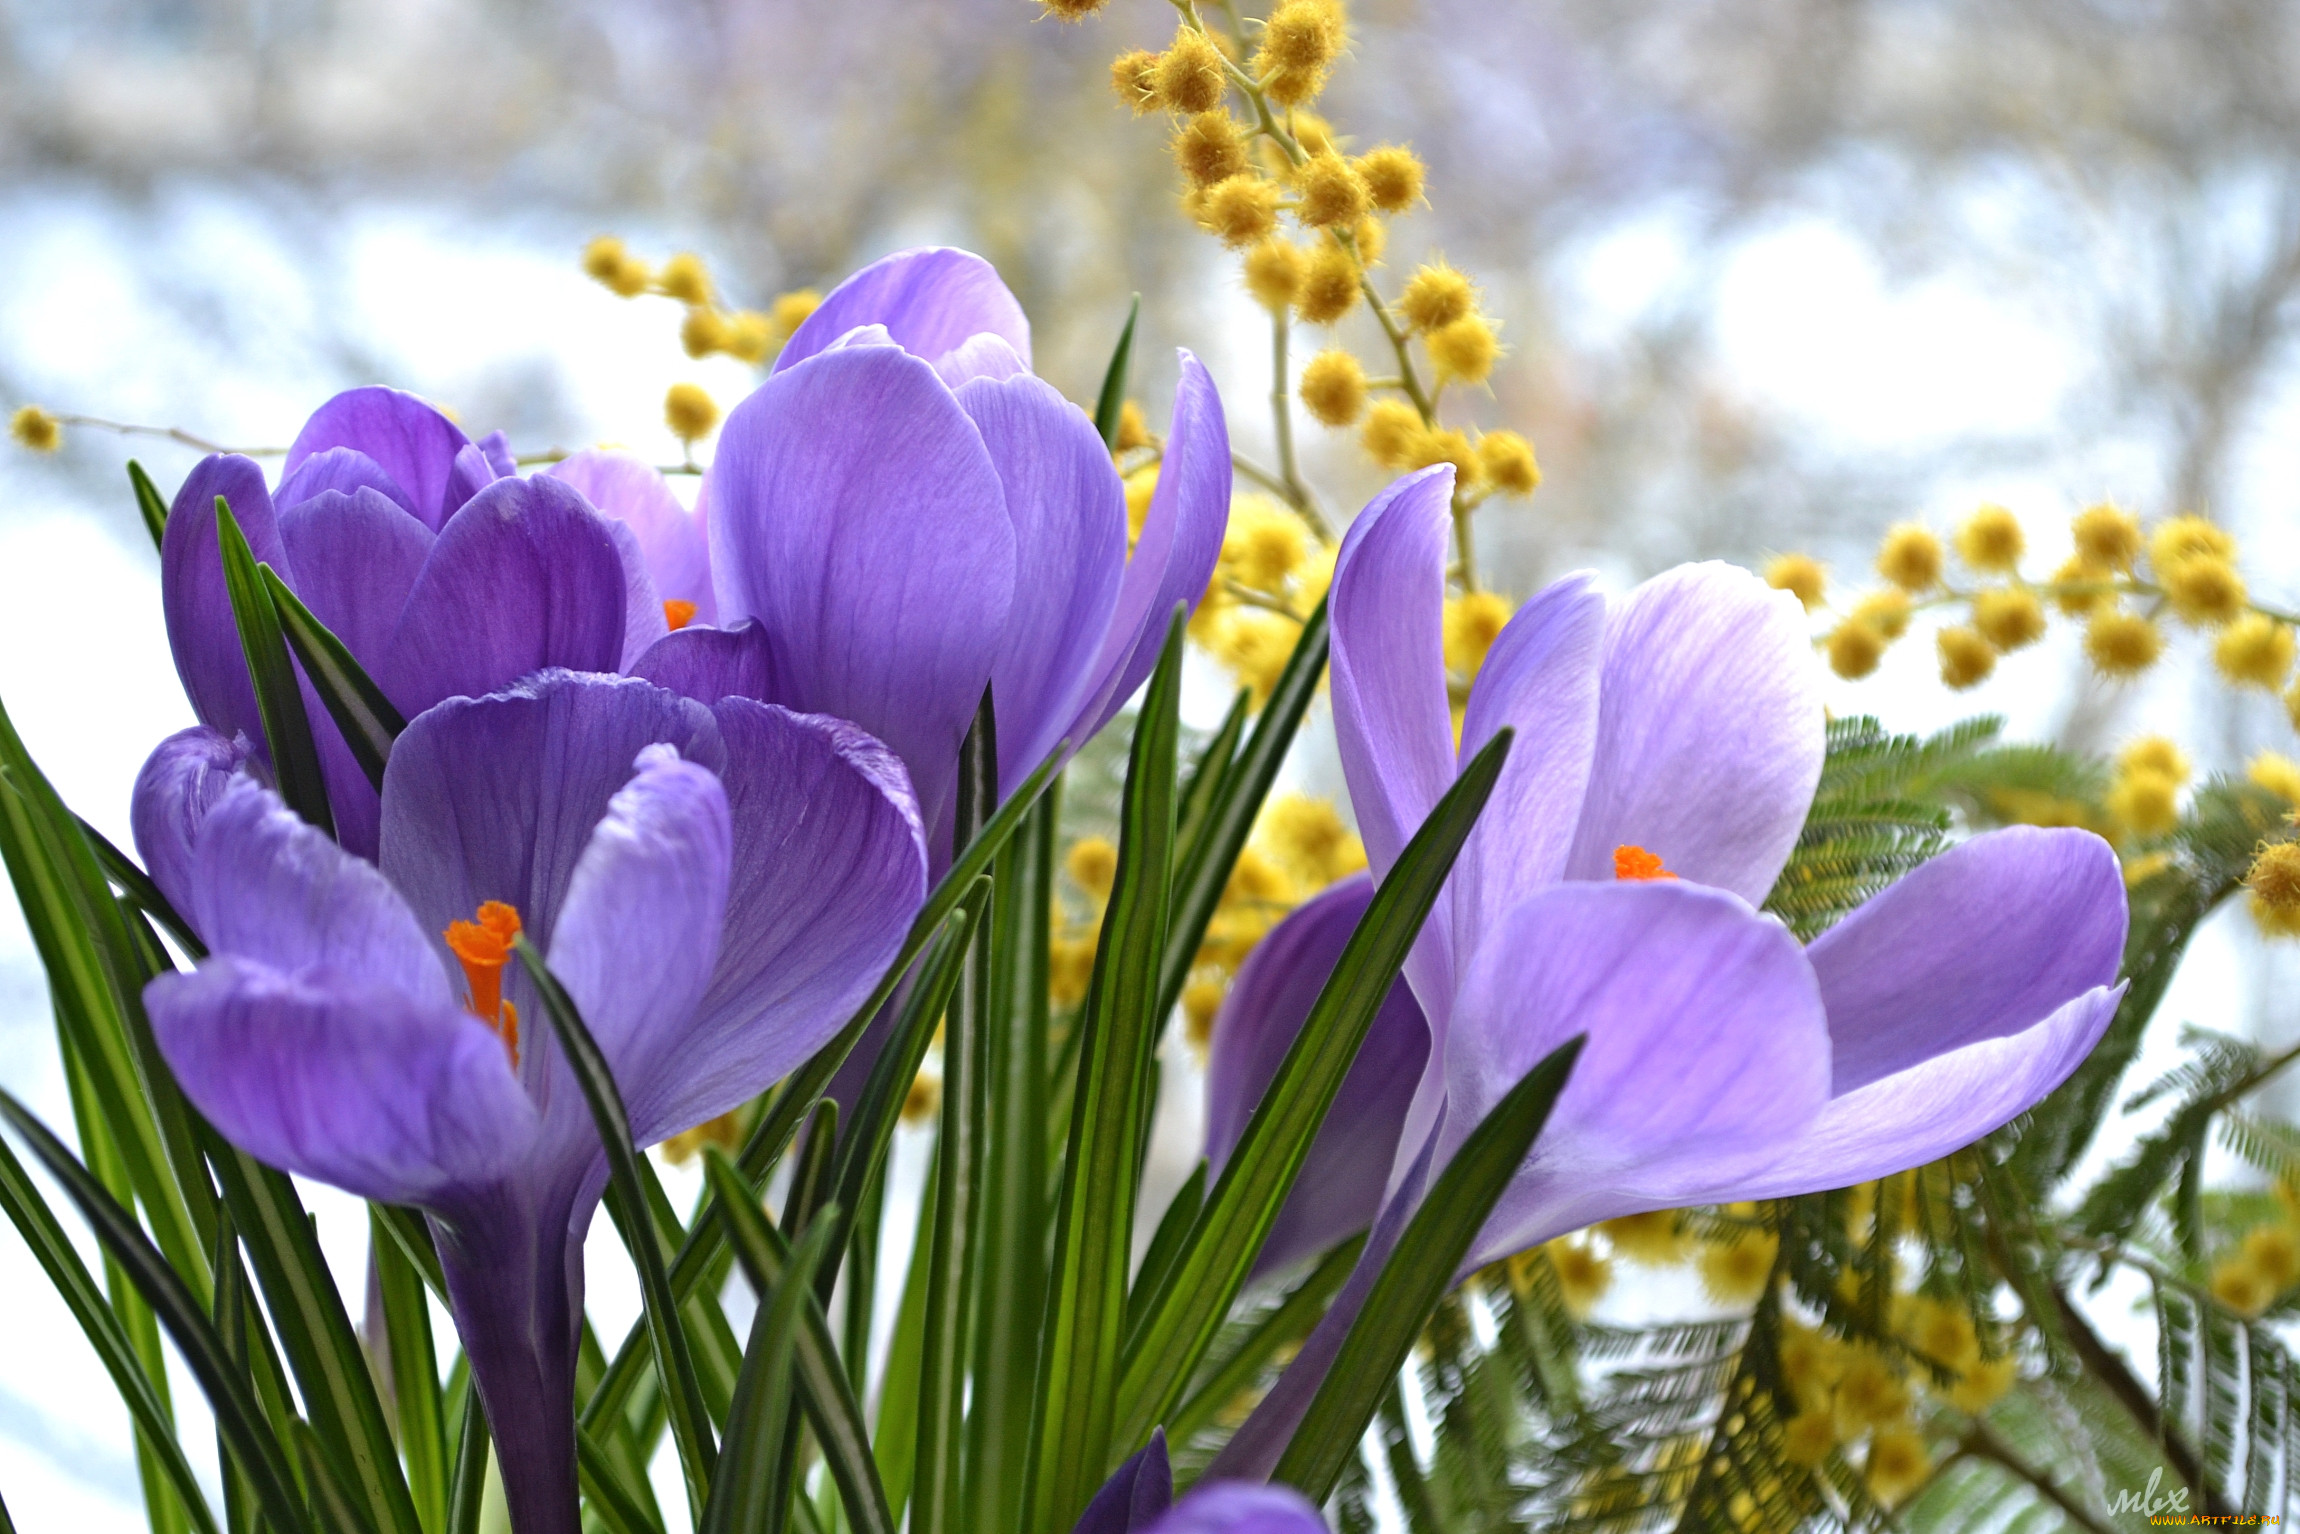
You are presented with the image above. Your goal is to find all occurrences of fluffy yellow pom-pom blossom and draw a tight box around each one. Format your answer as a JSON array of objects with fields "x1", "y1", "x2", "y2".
[
  {"x1": 9, "y1": 406, "x2": 60, "y2": 453},
  {"x1": 664, "y1": 384, "x2": 719, "y2": 443}
]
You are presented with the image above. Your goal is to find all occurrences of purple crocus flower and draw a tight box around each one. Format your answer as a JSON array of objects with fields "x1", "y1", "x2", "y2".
[
  {"x1": 1072, "y1": 1434, "x2": 1326, "y2": 1534},
  {"x1": 160, "y1": 387, "x2": 669, "y2": 857},
  {"x1": 1202, "y1": 465, "x2": 2128, "y2": 1477},
  {"x1": 139, "y1": 671, "x2": 927, "y2": 1534},
  {"x1": 637, "y1": 246, "x2": 1231, "y2": 849}
]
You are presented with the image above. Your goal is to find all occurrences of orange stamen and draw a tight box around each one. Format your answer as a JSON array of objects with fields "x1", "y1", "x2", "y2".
[
  {"x1": 1613, "y1": 844, "x2": 1676, "y2": 882},
  {"x1": 444, "y1": 900, "x2": 523, "y2": 1062},
  {"x1": 663, "y1": 599, "x2": 698, "y2": 631}
]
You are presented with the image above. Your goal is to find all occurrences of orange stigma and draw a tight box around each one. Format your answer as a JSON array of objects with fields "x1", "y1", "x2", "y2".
[
  {"x1": 1612, "y1": 844, "x2": 1676, "y2": 882},
  {"x1": 445, "y1": 901, "x2": 523, "y2": 1063},
  {"x1": 663, "y1": 599, "x2": 697, "y2": 631}
]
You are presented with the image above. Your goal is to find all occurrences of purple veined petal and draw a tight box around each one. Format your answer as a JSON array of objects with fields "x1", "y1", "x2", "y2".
[
  {"x1": 632, "y1": 697, "x2": 927, "y2": 1145},
  {"x1": 285, "y1": 386, "x2": 486, "y2": 531},
  {"x1": 1069, "y1": 351, "x2": 1232, "y2": 754},
  {"x1": 187, "y1": 776, "x2": 451, "y2": 1003},
  {"x1": 775, "y1": 246, "x2": 1032, "y2": 381},
  {"x1": 131, "y1": 726, "x2": 254, "y2": 921},
  {"x1": 547, "y1": 450, "x2": 715, "y2": 624},
  {"x1": 161, "y1": 454, "x2": 287, "y2": 750},
  {"x1": 1438, "y1": 879, "x2": 1831, "y2": 1267},
  {"x1": 1561, "y1": 562, "x2": 1824, "y2": 904},
  {"x1": 378, "y1": 474, "x2": 630, "y2": 721},
  {"x1": 1450, "y1": 570, "x2": 1605, "y2": 980},
  {"x1": 602, "y1": 515, "x2": 672, "y2": 671},
  {"x1": 274, "y1": 447, "x2": 419, "y2": 521},
  {"x1": 953, "y1": 371, "x2": 1127, "y2": 793},
  {"x1": 708, "y1": 342, "x2": 1014, "y2": 847},
  {"x1": 630, "y1": 619, "x2": 780, "y2": 706},
  {"x1": 1142, "y1": 1483, "x2": 1329, "y2": 1534},
  {"x1": 147, "y1": 954, "x2": 535, "y2": 1206},
  {"x1": 544, "y1": 745, "x2": 733, "y2": 1138},
  {"x1": 380, "y1": 672, "x2": 724, "y2": 968},
  {"x1": 1072, "y1": 1430, "x2": 1171, "y2": 1534},
  {"x1": 1204, "y1": 877, "x2": 1429, "y2": 1276},
  {"x1": 1810, "y1": 826, "x2": 2128, "y2": 1094},
  {"x1": 1742, "y1": 983, "x2": 2125, "y2": 1198},
  {"x1": 476, "y1": 429, "x2": 518, "y2": 480},
  {"x1": 936, "y1": 333, "x2": 1033, "y2": 389}
]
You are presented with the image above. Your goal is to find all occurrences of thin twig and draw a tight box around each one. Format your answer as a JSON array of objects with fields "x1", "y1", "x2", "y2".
[
  {"x1": 1959, "y1": 1420, "x2": 2119, "y2": 1534},
  {"x1": 2050, "y1": 1284, "x2": 2237, "y2": 1520},
  {"x1": 53, "y1": 414, "x2": 284, "y2": 457}
]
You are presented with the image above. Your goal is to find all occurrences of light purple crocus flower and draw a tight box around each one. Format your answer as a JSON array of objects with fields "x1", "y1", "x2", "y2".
[
  {"x1": 635, "y1": 246, "x2": 1231, "y2": 851},
  {"x1": 1073, "y1": 1434, "x2": 1326, "y2": 1534},
  {"x1": 140, "y1": 671, "x2": 927, "y2": 1534},
  {"x1": 1203, "y1": 465, "x2": 2128, "y2": 1477},
  {"x1": 159, "y1": 387, "x2": 673, "y2": 857}
]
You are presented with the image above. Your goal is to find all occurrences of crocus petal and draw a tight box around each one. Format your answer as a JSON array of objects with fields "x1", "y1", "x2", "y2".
[
  {"x1": 1438, "y1": 880, "x2": 1830, "y2": 1266},
  {"x1": 1071, "y1": 353, "x2": 1231, "y2": 750},
  {"x1": 954, "y1": 372, "x2": 1127, "y2": 792},
  {"x1": 476, "y1": 430, "x2": 518, "y2": 480},
  {"x1": 275, "y1": 447, "x2": 418, "y2": 521},
  {"x1": 380, "y1": 672, "x2": 723, "y2": 959},
  {"x1": 1743, "y1": 983, "x2": 2124, "y2": 1197},
  {"x1": 603, "y1": 516, "x2": 673, "y2": 670},
  {"x1": 1204, "y1": 877, "x2": 1428, "y2": 1275},
  {"x1": 149, "y1": 957, "x2": 537, "y2": 1206},
  {"x1": 285, "y1": 386, "x2": 485, "y2": 531},
  {"x1": 1073, "y1": 1431, "x2": 1171, "y2": 1534},
  {"x1": 131, "y1": 726, "x2": 253, "y2": 921},
  {"x1": 642, "y1": 698, "x2": 927, "y2": 1144},
  {"x1": 1809, "y1": 826, "x2": 2128, "y2": 1094},
  {"x1": 1561, "y1": 563, "x2": 1823, "y2": 903},
  {"x1": 935, "y1": 333, "x2": 1033, "y2": 388},
  {"x1": 776, "y1": 246, "x2": 1031, "y2": 381},
  {"x1": 545, "y1": 745, "x2": 733, "y2": 1140},
  {"x1": 161, "y1": 454, "x2": 285, "y2": 751},
  {"x1": 709, "y1": 342, "x2": 1014, "y2": 843},
  {"x1": 548, "y1": 450, "x2": 714, "y2": 623},
  {"x1": 1143, "y1": 1484, "x2": 1328, "y2": 1534},
  {"x1": 631, "y1": 620, "x2": 780, "y2": 706},
  {"x1": 379, "y1": 475, "x2": 630, "y2": 720}
]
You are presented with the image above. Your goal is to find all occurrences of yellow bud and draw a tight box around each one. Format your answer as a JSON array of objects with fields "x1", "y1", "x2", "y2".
[
  {"x1": 1262, "y1": 62, "x2": 1328, "y2": 107},
  {"x1": 1207, "y1": 608, "x2": 1301, "y2": 706},
  {"x1": 1258, "y1": 792, "x2": 1364, "y2": 885},
  {"x1": 1443, "y1": 591, "x2": 1512, "y2": 677},
  {"x1": 1050, "y1": 936, "x2": 1096, "y2": 1007},
  {"x1": 1242, "y1": 238, "x2": 1307, "y2": 311},
  {"x1": 1763, "y1": 553, "x2": 1826, "y2": 610},
  {"x1": 1955, "y1": 502, "x2": 2025, "y2": 573},
  {"x1": 2212, "y1": 1253, "x2": 2275, "y2": 1318},
  {"x1": 2051, "y1": 554, "x2": 2115, "y2": 615},
  {"x1": 656, "y1": 252, "x2": 712, "y2": 305},
  {"x1": 1298, "y1": 348, "x2": 1368, "y2": 426},
  {"x1": 2162, "y1": 555, "x2": 2247, "y2": 627},
  {"x1": 1546, "y1": 1238, "x2": 1611, "y2": 1320},
  {"x1": 1040, "y1": 0, "x2": 1108, "y2": 17},
  {"x1": 1947, "y1": 1354, "x2": 2019, "y2": 1415},
  {"x1": 1114, "y1": 400, "x2": 1151, "y2": 454},
  {"x1": 1399, "y1": 262, "x2": 1475, "y2": 331},
  {"x1": 1066, "y1": 835, "x2": 1120, "y2": 898},
  {"x1": 1182, "y1": 979, "x2": 1226, "y2": 1053},
  {"x1": 2247, "y1": 752, "x2": 2300, "y2": 805},
  {"x1": 1359, "y1": 399, "x2": 1422, "y2": 469},
  {"x1": 1876, "y1": 523, "x2": 1945, "y2": 591},
  {"x1": 2117, "y1": 736, "x2": 2189, "y2": 783},
  {"x1": 1476, "y1": 430, "x2": 1540, "y2": 495},
  {"x1": 1154, "y1": 28, "x2": 1228, "y2": 114},
  {"x1": 1405, "y1": 425, "x2": 1481, "y2": 490},
  {"x1": 723, "y1": 311, "x2": 774, "y2": 365},
  {"x1": 680, "y1": 307, "x2": 730, "y2": 359},
  {"x1": 2073, "y1": 501, "x2": 2144, "y2": 570},
  {"x1": 2244, "y1": 1223, "x2": 2300, "y2": 1289},
  {"x1": 1695, "y1": 1227, "x2": 1777, "y2": 1304},
  {"x1": 1828, "y1": 621, "x2": 1885, "y2": 679},
  {"x1": 2215, "y1": 612, "x2": 2294, "y2": 688},
  {"x1": 581, "y1": 235, "x2": 629, "y2": 282},
  {"x1": 664, "y1": 384, "x2": 719, "y2": 443},
  {"x1": 1196, "y1": 174, "x2": 1283, "y2": 246},
  {"x1": 2249, "y1": 841, "x2": 2300, "y2": 917},
  {"x1": 2107, "y1": 771, "x2": 2181, "y2": 838},
  {"x1": 1223, "y1": 499, "x2": 1310, "y2": 592},
  {"x1": 2289, "y1": 680, "x2": 2300, "y2": 735},
  {"x1": 1836, "y1": 1349, "x2": 1910, "y2": 1429},
  {"x1": 1596, "y1": 1211, "x2": 1687, "y2": 1266},
  {"x1": 1355, "y1": 144, "x2": 1424, "y2": 213},
  {"x1": 1972, "y1": 587, "x2": 2047, "y2": 651},
  {"x1": 901, "y1": 1071, "x2": 942, "y2": 1126},
  {"x1": 1425, "y1": 314, "x2": 1499, "y2": 385},
  {"x1": 768, "y1": 289, "x2": 821, "y2": 341},
  {"x1": 1781, "y1": 1409, "x2": 1836, "y2": 1468},
  {"x1": 1258, "y1": 0, "x2": 1340, "y2": 72},
  {"x1": 1111, "y1": 50, "x2": 1162, "y2": 113},
  {"x1": 2085, "y1": 608, "x2": 2162, "y2": 677},
  {"x1": 1937, "y1": 626, "x2": 1996, "y2": 690},
  {"x1": 1852, "y1": 588, "x2": 1912, "y2": 640},
  {"x1": 2149, "y1": 512, "x2": 2237, "y2": 573},
  {"x1": 1865, "y1": 1426, "x2": 1932, "y2": 1509},
  {"x1": 1293, "y1": 152, "x2": 1370, "y2": 228},
  {"x1": 1293, "y1": 243, "x2": 1361, "y2": 325},
  {"x1": 1174, "y1": 111, "x2": 1251, "y2": 188},
  {"x1": 9, "y1": 405, "x2": 60, "y2": 453}
]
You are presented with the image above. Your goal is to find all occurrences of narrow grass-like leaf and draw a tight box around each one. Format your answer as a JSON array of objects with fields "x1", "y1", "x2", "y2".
[
  {"x1": 874, "y1": 1147, "x2": 937, "y2": 1522},
  {"x1": 514, "y1": 937, "x2": 719, "y2": 1511},
  {"x1": 214, "y1": 497, "x2": 332, "y2": 837},
  {"x1": 1174, "y1": 689, "x2": 1249, "y2": 874},
  {"x1": 260, "y1": 566, "x2": 407, "y2": 793},
  {"x1": 75, "y1": 815, "x2": 204, "y2": 959},
  {"x1": 577, "y1": 1427, "x2": 668, "y2": 1534},
  {"x1": 371, "y1": 1207, "x2": 449, "y2": 1534},
  {"x1": 1270, "y1": 1035, "x2": 1585, "y2": 1502},
  {"x1": 1024, "y1": 610, "x2": 1185, "y2": 1534},
  {"x1": 704, "y1": 1151, "x2": 895, "y2": 1534},
  {"x1": 1155, "y1": 599, "x2": 1328, "y2": 1022},
  {"x1": 1167, "y1": 1233, "x2": 1364, "y2": 1446},
  {"x1": 1115, "y1": 727, "x2": 1513, "y2": 1451},
  {"x1": 1094, "y1": 295, "x2": 1141, "y2": 450},
  {"x1": 444, "y1": 1389, "x2": 490, "y2": 1534},
  {"x1": 704, "y1": 1206, "x2": 841, "y2": 1534},
  {"x1": 1125, "y1": 1163, "x2": 1205, "y2": 1340},
  {"x1": 0, "y1": 1092, "x2": 310, "y2": 1534},
  {"x1": 129, "y1": 461, "x2": 169, "y2": 554},
  {"x1": 373, "y1": 1202, "x2": 448, "y2": 1303},
  {"x1": 0, "y1": 1127, "x2": 218, "y2": 1534}
]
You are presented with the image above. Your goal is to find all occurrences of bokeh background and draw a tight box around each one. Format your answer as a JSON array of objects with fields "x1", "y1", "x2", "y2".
[{"x1": 5, "y1": 0, "x2": 2300, "y2": 1522}]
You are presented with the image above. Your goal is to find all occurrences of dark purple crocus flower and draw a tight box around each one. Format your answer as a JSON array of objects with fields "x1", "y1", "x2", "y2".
[
  {"x1": 160, "y1": 387, "x2": 669, "y2": 857},
  {"x1": 140, "y1": 671, "x2": 926, "y2": 1534},
  {"x1": 1071, "y1": 1434, "x2": 1325, "y2": 1534},
  {"x1": 1073, "y1": 1431, "x2": 1173, "y2": 1534},
  {"x1": 1202, "y1": 466, "x2": 2128, "y2": 1478},
  {"x1": 640, "y1": 246, "x2": 1231, "y2": 850}
]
